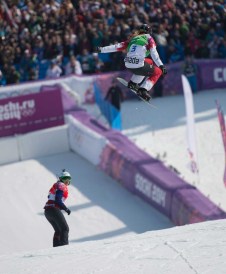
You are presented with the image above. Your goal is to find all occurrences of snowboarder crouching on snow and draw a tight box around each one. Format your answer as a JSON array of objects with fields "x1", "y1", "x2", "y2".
[
  {"x1": 97, "y1": 24, "x2": 167, "y2": 101},
  {"x1": 44, "y1": 169, "x2": 71, "y2": 247}
]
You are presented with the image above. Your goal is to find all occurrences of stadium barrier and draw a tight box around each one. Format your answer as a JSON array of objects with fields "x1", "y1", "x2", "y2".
[
  {"x1": 0, "y1": 136, "x2": 20, "y2": 165},
  {"x1": 67, "y1": 109, "x2": 226, "y2": 225},
  {"x1": 171, "y1": 188, "x2": 226, "y2": 225},
  {"x1": 67, "y1": 114, "x2": 109, "y2": 166},
  {"x1": 0, "y1": 125, "x2": 69, "y2": 164},
  {"x1": 18, "y1": 124, "x2": 69, "y2": 160}
]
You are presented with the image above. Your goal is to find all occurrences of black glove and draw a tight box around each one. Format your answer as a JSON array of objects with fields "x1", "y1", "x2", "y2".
[
  {"x1": 65, "y1": 208, "x2": 71, "y2": 215},
  {"x1": 159, "y1": 65, "x2": 167, "y2": 76}
]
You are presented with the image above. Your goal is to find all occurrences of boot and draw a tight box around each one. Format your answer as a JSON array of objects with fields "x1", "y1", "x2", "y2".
[
  {"x1": 53, "y1": 232, "x2": 61, "y2": 247},
  {"x1": 138, "y1": 88, "x2": 151, "y2": 101},
  {"x1": 128, "y1": 80, "x2": 139, "y2": 92}
]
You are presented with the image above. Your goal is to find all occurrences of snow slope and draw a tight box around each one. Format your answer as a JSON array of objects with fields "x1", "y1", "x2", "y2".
[{"x1": 1, "y1": 219, "x2": 226, "y2": 274}]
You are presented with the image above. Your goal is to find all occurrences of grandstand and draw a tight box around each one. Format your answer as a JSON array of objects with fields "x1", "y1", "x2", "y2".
[{"x1": 0, "y1": 0, "x2": 225, "y2": 85}]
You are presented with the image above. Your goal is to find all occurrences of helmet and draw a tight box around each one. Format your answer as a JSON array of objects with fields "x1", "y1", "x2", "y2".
[
  {"x1": 59, "y1": 169, "x2": 71, "y2": 182},
  {"x1": 138, "y1": 24, "x2": 152, "y2": 34}
]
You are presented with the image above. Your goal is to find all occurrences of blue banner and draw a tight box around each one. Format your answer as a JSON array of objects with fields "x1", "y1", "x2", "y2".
[{"x1": 93, "y1": 83, "x2": 122, "y2": 130}]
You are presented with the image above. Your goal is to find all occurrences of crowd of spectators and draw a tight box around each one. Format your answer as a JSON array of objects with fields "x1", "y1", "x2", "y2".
[{"x1": 0, "y1": 0, "x2": 226, "y2": 86}]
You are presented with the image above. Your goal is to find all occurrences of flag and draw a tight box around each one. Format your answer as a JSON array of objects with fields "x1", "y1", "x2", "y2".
[
  {"x1": 215, "y1": 100, "x2": 226, "y2": 186},
  {"x1": 181, "y1": 75, "x2": 199, "y2": 174}
]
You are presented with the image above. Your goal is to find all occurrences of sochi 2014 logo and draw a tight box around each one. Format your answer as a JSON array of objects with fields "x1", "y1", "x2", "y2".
[{"x1": 0, "y1": 100, "x2": 36, "y2": 121}]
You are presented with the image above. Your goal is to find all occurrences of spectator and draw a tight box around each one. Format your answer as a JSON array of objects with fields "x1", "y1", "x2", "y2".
[
  {"x1": 182, "y1": 55, "x2": 198, "y2": 93},
  {"x1": 92, "y1": 53, "x2": 104, "y2": 73},
  {"x1": 63, "y1": 32, "x2": 77, "y2": 58},
  {"x1": 154, "y1": 24, "x2": 169, "y2": 64},
  {"x1": 28, "y1": 52, "x2": 39, "y2": 80},
  {"x1": 218, "y1": 38, "x2": 226, "y2": 59},
  {"x1": 168, "y1": 35, "x2": 184, "y2": 63},
  {"x1": 0, "y1": 70, "x2": 6, "y2": 86},
  {"x1": 64, "y1": 55, "x2": 82, "y2": 75},
  {"x1": 4, "y1": 65, "x2": 20, "y2": 85},
  {"x1": 46, "y1": 59, "x2": 62, "y2": 79},
  {"x1": 208, "y1": 35, "x2": 221, "y2": 58},
  {"x1": 19, "y1": 49, "x2": 33, "y2": 81},
  {"x1": 91, "y1": 31, "x2": 103, "y2": 50},
  {"x1": 77, "y1": 49, "x2": 95, "y2": 74},
  {"x1": 205, "y1": 27, "x2": 217, "y2": 43},
  {"x1": 55, "y1": 54, "x2": 65, "y2": 75},
  {"x1": 33, "y1": 36, "x2": 45, "y2": 61},
  {"x1": 13, "y1": 46, "x2": 23, "y2": 68}
]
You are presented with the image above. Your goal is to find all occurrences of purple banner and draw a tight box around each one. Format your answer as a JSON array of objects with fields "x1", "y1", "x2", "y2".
[
  {"x1": 0, "y1": 89, "x2": 64, "y2": 137},
  {"x1": 40, "y1": 84, "x2": 78, "y2": 113},
  {"x1": 161, "y1": 59, "x2": 226, "y2": 94},
  {"x1": 197, "y1": 59, "x2": 226, "y2": 90},
  {"x1": 100, "y1": 133, "x2": 193, "y2": 217},
  {"x1": 171, "y1": 188, "x2": 226, "y2": 225}
]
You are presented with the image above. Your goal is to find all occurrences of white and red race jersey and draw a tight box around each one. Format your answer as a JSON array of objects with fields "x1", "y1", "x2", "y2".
[{"x1": 44, "y1": 182, "x2": 68, "y2": 209}]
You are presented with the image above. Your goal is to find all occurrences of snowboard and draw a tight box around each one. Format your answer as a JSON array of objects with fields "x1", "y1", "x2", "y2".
[{"x1": 116, "y1": 77, "x2": 156, "y2": 108}]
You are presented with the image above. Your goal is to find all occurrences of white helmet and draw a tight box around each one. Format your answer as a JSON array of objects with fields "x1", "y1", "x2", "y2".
[{"x1": 59, "y1": 169, "x2": 71, "y2": 182}]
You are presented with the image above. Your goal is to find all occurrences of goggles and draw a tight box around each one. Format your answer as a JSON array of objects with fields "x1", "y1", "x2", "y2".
[{"x1": 61, "y1": 177, "x2": 71, "y2": 183}]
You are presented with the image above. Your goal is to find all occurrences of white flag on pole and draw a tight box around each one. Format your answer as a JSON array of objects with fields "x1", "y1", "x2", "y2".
[{"x1": 181, "y1": 74, "x2": 199, "y2": 174}]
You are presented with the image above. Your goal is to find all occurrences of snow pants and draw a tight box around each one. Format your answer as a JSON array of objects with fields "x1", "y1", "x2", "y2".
[
  {"x1": 127, "y1": 58, "x2": 162, "y2": 91},
  {"x1": 44, "y1": 207, "x2": 69, "y2": 247}
]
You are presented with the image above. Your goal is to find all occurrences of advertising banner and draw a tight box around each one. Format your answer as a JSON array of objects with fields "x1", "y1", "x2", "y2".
[
  {"x1": 182, "y1": 75, "x2": 199, "y2": 174},
  {"x1": 198, "y1": 59, "x2": 226, "y2": 90},
  {"x1": 0, "y1": 89, "x2": 64, "y2": 137},
  {"x1": 171, "y1": 188, "x2": 226, "y2": 225}
]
